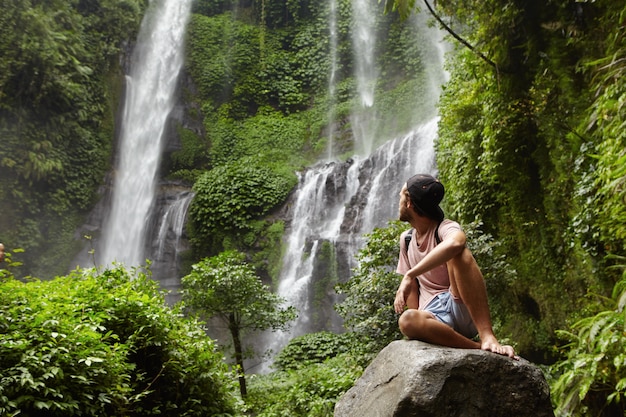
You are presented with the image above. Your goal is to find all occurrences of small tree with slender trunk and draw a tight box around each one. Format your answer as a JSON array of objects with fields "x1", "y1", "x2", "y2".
[{"x1": 181, "y1": 250, "x2": 296, "y2": 396}]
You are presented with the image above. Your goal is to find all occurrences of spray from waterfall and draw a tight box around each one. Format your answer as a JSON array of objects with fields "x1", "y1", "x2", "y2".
[{"x1": 99, "y1": 0, "x2": 192, "y2": 267}]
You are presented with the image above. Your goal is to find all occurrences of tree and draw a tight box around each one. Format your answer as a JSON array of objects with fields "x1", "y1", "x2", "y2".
[{"x1": 181, "y1": 250, "x2": 297, "y2": 396}]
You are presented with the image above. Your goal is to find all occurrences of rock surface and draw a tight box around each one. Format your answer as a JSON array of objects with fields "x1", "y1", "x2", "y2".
[{"x1": 334, "y1": 340, "x2": 554, "y2": 417}]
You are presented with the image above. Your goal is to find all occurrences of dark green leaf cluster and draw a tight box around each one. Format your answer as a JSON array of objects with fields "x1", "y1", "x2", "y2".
[
  {"x1": 0, "y1": 266, "x2": 240, "y2": 416},
  {"x1": 188, "y1": 160, "x2": 296, "y2": 254},
  {"x1": 272, "y1": 331, "x2": 354, "y2": 371}
]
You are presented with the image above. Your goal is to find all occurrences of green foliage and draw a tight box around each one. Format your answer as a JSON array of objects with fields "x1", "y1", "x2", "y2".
[
  {"x1": 550, "y1": 262, "x2": 626, "y2": 417},
  {"x1": 182, "y1": 250, "x2": 296, "y2": 333},
  {"x1": 169, "y1": 126, "x2": 209, "y2": 172},
  {"x1": 251, "y1": 220, "x2": 286, "y2": 284},
  {"x1": 208, "y1": 108, "x2": 312, "y2": 167},
  {"x1": 192, "y1": 0, "x2": 236, "y2": 17},
  {"x1": 187, "y1": 13, "x2": 261, "y2": 111},
  {"x1": 0, "y1": 0, "x2": 146, "y2": 277},
  {"x1": 336, "y1": 221, "x2": 406, "y2": 355},
  {"x1": 379, "y1": 0, "x2": 417, "y2": 20},
  {"x1": 272, "y1": 331, "x2": 353, "y2": 371},
  {"x1": 188, "y1": 160, "x2": 296, "y2": 254},
  {"x1": 0, "y1": 265, "x2": 240, "y2": 416},
  {"x1": 181, "y1": 250, "x2": 296, "y2": 396},
  {"x1": 431, "y1": 0, "x2": 626, "y2": 361},
  {"x1": 583, "y1": 2, "x2": 626, "y2": 257},
  {"x1": 245, "y1": 354, "x2": 363, "y2": 417}
]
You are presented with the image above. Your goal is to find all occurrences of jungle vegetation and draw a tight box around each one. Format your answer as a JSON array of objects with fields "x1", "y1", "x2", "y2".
[{"x1": 1, "y1": 0, "x2": 626, "y2": 416}]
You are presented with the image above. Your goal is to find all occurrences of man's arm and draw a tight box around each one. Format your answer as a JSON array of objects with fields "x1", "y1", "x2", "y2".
[
  {"x1": 393, "y1": 230, "x2": 467, "y2": 314},
  {"x1": 403, "y1": 230, "x2": 466, "y2": 279}
]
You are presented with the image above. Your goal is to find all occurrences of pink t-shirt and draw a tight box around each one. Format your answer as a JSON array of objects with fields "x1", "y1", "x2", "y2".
[{"x1": 396, "y1": 219, "x2": 462, "y2": 309}]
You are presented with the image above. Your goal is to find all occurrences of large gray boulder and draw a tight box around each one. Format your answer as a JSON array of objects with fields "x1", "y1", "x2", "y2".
[{"x1": 335, "y1": 340, "x2": 554, "y2": 417}]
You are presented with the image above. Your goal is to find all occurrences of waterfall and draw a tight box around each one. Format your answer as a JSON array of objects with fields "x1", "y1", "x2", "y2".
[
  {"x1": 156, "y1": 192, "x2": 193, "y2": 262},
  {"x1": 98, "y1": 0, "x2": 192, "y2": 268},
  {"x1": 351, "y1": 0, "x2": 377, "y2": 108},
  {"x1": 149, "y1": 189, "x2": 193, "y2": 302},
  {"x1": 350, "y1": 0, "x2": 378, "y2": 156},
  {"x1": 326, "y1": 0, "x2": 339, "y2": 160},
  {"x1": 277, "y1": 162, "x2": 361, "y2": 323},
  {"x1": 258, "y1": 3, "x2": 448, "y2": 371}
]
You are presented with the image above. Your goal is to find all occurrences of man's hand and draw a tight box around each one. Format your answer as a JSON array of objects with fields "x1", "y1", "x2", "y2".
[{"x1": 394, "y1": 276, "x2": 412, "y2": 314}]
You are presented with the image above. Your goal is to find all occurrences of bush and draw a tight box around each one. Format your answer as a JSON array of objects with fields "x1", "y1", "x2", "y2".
[
  {"x1": 272, "y1": 331, "x2": 354, "y2": 371},
  {"x1": 188, "y1": 160, "x2": 296, "y2": 254},
  {"x1": 335, "y1": 221, "x2": 406, "y2": 355},
  {"x1": 0, "y1": 266, "x2": 240, "y2": 416},
  {"x1": 550, "y1": 261, "x2": 626, "y2": 417},
  {"x1": 246, "y1": 354, "x2": 362, "y2": 417}
]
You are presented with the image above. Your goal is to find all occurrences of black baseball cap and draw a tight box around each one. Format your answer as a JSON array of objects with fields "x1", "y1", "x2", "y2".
[{"x1": 406, "y1": 174, "x2": 445, "y2": 222}]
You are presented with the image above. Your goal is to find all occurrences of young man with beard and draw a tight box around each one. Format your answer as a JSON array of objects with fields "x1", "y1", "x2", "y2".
[{"x1": 394, "y1": 174, "x2": 516, "y2": 358}]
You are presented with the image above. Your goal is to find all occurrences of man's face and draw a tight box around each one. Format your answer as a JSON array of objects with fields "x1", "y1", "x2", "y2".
[{"x1": 398, "y1": 185, "x2": 412, "y2": 222}]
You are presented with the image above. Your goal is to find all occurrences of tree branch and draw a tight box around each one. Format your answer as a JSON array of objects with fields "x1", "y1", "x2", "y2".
[{"x1": 422, "y1": 0, "x2": 499, "y2": 71}]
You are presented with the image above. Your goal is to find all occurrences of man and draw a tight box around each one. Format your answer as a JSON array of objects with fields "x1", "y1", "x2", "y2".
[
  {"x1": 394, "y1": 174, "x2": 516, "y2": 358},
  {"x1": 0, "y1": 243, "x2": 4, "y2": 263}
]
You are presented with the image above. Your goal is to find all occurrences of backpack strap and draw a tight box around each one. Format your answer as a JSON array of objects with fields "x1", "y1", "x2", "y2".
[
  {"x1": 435, "y1": 221, "x2": 442, "y2": 245},
  {"x1": 404, "y1": 221, "x2": 442, "y2": 249},
  {"x1": 404, "y1": 228, "x2": 414, "y2": 250}
]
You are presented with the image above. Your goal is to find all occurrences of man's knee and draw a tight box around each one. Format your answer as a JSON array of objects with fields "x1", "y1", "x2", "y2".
[{"x1": 398, "y1": 309, "x2": 429, "y2": 339}]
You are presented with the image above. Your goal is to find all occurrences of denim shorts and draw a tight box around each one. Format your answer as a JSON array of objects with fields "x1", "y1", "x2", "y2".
[{"x1": 424, "y1": 291, "x2": 478, "y2": 339}]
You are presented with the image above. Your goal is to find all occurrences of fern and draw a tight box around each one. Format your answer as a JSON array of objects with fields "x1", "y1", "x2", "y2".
[{"x1": 551, "y1": 259, "x2": 626, "y2": 417}]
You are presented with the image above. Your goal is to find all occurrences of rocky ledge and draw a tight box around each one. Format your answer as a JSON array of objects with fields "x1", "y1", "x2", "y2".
[{"x1": 335, "y1": 340, "x2": 554, "y2": 417}]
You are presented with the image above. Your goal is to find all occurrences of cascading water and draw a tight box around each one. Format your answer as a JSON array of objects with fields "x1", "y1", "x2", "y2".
[
  {"x1": 350, "y1": 0, "x2": 378, "y2": 156},
  {"x1": 98, "y1": 0, "x2": 192, "y2": 268},
  {"x1": 351, "y1": 0, "x2": 377, "y2": 109},
  {"x1": 259, "y1": 3, "x2": 448, "y2": 371},
  {"x1": 326, "y1": 0, "x2": 339, "y2": 160},
  {"x1": 147, "y1": 189, "x2": 194, "y2": 302},
  {"x1": 156, "y1": 192, "x2": 194, "y2": 261}
]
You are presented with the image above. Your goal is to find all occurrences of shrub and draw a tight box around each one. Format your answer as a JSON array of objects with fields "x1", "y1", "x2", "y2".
[
  {"x1": 246, "y1": 354, "x2": 362, "y2": 417},
  {"x1": 0, "y1": 266, "x2": 240, "y2": 416},
  {"x1": 188, "y1": 160, "x2": 296, "y2": 254},
  {"x1": 272, "y1": 331, "x2": 354, "y2": 371},
  {"x1": 550, "y1": 261, "x2": 626, "y2": 417}
]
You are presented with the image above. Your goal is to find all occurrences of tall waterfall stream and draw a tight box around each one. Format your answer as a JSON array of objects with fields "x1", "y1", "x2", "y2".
[{"x1": 99, "y1": 0, "x2": 192, "y2": 269}]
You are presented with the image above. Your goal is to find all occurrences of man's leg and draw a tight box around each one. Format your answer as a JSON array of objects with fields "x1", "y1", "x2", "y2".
[
  {"x1": 399, "y1": 309, "x2": 480, "y2": 349},
  {"x1": 398, "y1": 273, "x2": 479, "y2": 348},
  {"x1": 447, "y1": 247, "x2": 516, "y2": 357}
]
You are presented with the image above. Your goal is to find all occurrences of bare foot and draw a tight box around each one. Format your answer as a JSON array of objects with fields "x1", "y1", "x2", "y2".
[{"x1": 480, "y1": 336, "x2": 519, "y2": 360}]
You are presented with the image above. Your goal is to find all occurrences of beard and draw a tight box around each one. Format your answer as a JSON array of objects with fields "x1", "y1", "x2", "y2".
[{"x1": 399, "y1": 205, "x2": 411, "y2": 222}]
